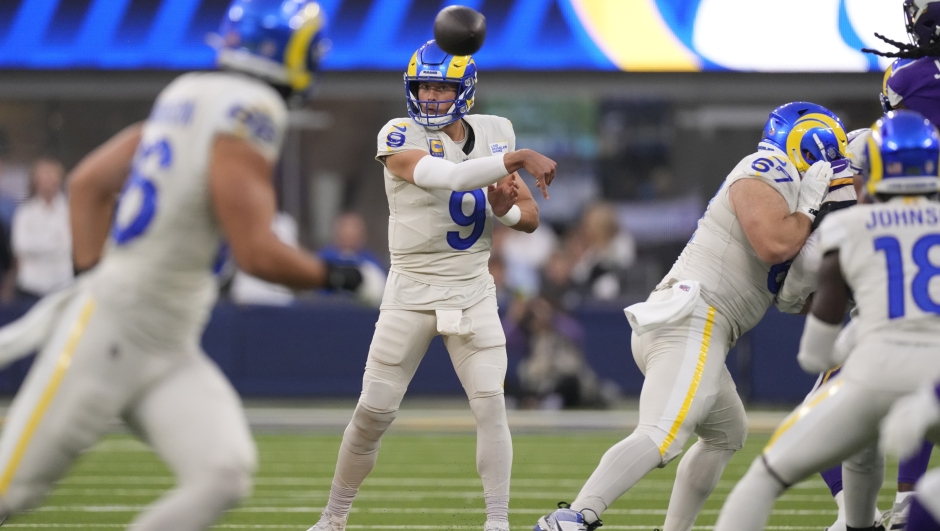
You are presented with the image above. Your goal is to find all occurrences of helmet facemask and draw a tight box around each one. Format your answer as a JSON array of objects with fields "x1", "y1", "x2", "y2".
[
  {"x1": 904, "y1": 0, "x2": 940, "y2": 47},
  {"x1": 403, "y1": 41, "x2": 477, "y2": 130}
]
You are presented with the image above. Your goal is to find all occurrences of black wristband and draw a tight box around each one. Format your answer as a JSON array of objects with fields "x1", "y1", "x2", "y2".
[
  {"x1": 812, "y1": 199, "x2": 857, "y2": 231},
  {"x1": 325, "y1": 263, "x2": 363, "y2": 292}
]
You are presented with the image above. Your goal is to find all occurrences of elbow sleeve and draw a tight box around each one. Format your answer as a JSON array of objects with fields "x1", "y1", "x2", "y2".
[
  {"x1": 797, "y1": 314, "x2": 843, "y2": 374},
  {"x1": 413, "y1": 153, "x2": 508, "y2": 191}
]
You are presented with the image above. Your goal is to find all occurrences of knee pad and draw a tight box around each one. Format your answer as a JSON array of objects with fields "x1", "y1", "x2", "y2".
[
  {"x1": 344, "y1": 404, "x2": 397, "y2": 454},
  {"x1": 695, "y1": 392, "x2": 748, "y2": 452},
  {"x1": 456, "y1": 347, "x2": 507, "y2": 400},
  {"x1": 360, "y1": 368, "x2": 406, "y2": 414}
]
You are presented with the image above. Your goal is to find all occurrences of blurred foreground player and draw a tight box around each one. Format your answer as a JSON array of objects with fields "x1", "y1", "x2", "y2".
[
  {"x1": 714, "y1": 110, "x2": 940, "y2": 531},
  {"x1": 536, "y1": 102, "x2": 849, "y2": 531},
  {"x1": 881, "y1": 381, "x2": 940, "y2": 531},
  {"x1": 308, "y1": 40, "x2": 556, "y2": 531},
  {"x1": 0, "y1": 2, "x2": 376, "y2": 529}
]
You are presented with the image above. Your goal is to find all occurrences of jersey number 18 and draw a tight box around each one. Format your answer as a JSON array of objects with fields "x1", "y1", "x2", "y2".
[{"x1": 874, "y1": 234, "x2": 940, "y2": 319}]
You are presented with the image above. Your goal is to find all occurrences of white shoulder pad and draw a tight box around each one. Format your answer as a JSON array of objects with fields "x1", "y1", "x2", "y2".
[
  {"x1": 376, "y1": 118, "x2": 427, "y2": 160},
  {"x1": 214, "y1": 79, "x2": 289, "y2": 162},
  {"x1": 729, "y1": 150, "x2": 799, "y2": 187},
  {"x1": 466, "y1": 114, "x2": 516, "y2": 154}
]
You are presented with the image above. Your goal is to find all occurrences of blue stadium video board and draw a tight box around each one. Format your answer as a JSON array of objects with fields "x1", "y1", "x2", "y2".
[{"x1": 0, "y1": 0, "x2": 905, "y2": 72}]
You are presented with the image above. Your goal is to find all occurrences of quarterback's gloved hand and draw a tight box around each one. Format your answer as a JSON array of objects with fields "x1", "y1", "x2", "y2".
[
  {"x1": 796, "y1": 161, "x2": 833, "y2": 221},
  {"x1": 880, "y1": 383, "x2": 940, "y2": 461}
]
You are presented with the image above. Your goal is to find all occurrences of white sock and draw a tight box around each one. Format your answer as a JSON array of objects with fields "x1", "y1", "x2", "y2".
[
  {"x1": 835, "y1": 490, "x2": 846, "y2": 521},
  {"x1": 896, "y1": 490, "x2": 915, "y2": 504},
  {"x1": 325, "y1": 406, "x2": 395, "y2": 518},
  {"x1": 713, "y1": 458, "x2": 785, "y2": 531},
  {"x1": 326, "y1": 442, "x2": 379, "y2": 518},
  {"x1": 470, "y1": 395, "x2": 512, "y2": 522},
  {"x1": 843, "y1": 445, "x2": 884, "y2": 528},
  {"x1": 663, "y1": 441, "x2": 735, "y2": 531},
  {"x1": 570, "y1": 433, "x2": 663, "y2": 520}
]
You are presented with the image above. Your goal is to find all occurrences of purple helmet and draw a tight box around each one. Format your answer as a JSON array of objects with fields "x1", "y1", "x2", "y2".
[{"x1": 904, "y1": 0, "x2": 940, "y2": 46}]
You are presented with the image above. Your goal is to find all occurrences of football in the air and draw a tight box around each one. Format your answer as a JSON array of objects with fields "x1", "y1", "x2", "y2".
[{"x1": 433, "y1": 5, "x2": 486, "y2": 56}]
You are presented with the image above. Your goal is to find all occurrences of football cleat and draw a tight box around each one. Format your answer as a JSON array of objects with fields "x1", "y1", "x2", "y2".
[
  {"x1": 484, "y1": 520, "x2": 511, "y2": 531},
  {"x1": 534, "y1": 502, "x2": 602, "y2": 531},
  {"x1": 307, "y1": 511, "x2": 346, "y2": 531},
  {"x1": 882, "y1": 496, "x2": 913, "y2": 530}
]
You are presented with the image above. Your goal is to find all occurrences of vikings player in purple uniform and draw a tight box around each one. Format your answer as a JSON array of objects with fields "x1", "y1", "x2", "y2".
[{"x1": 868, "y1": 0, "x2": 940, "y2": 128}]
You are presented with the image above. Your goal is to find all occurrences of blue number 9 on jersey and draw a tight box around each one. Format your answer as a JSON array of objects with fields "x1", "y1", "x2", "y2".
[
  {"x1": 113, "y1": 138, "x2": 171, "y2": 245},
  {"x1": 447, "y1": 190, "x2": 486, "y2": 250}
]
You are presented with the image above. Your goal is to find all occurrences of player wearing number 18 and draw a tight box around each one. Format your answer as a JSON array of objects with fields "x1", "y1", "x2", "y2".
[
  {"x1": 714, "y1": 110, "x2": 940, "y2": 531},
  {"x1": 307, "y1": 40, "x2": 555, "y2": 531}
]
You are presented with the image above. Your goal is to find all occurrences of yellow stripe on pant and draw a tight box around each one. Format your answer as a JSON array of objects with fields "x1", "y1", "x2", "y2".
[
  {"x1": 765, "y1": 378, "x2": 845, "y2": 452},
  {"x1": 658, "y1": 306, "x2": 716, "y2": 457},
  {"x1": 0, "y1": 299, "x2": 95, "y2": 495}
]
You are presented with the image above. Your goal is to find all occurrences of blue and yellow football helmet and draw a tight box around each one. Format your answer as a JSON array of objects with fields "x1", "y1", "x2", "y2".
[
  {"x1": 761, "y1": 102, "x2": 849, "y2": 174},
  {"x1": 215, "y1": 0, "x2": 327, "y2": 95},
  {"x1": 864, "y1": 110, "x2": 940, "y2": 196},
  {"x1": 404, "y1": 40, "x2": 477, "y2": 129}
]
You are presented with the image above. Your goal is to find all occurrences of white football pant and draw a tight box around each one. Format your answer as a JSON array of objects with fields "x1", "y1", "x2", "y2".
[
  {"x1": 0, "y1": 291, "x2": 256, "y2": 530},
  {"x1": 326, "y1": 294, "x2": 512, "y2": 523},
  {"x1": 572, "y1": 294, "x2": 747, "y2": 531}
]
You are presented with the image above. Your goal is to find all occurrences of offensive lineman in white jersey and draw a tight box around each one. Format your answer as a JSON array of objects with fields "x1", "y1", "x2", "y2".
[
  {"x1": 537, "y1": 102, "x2": 849, "y2": 531},
  {"x1": 0, "y1": 2, "x2": 376, "y2": 528},
  {"x1": 308, "y1": 41, "x2": 557, "y2": 531},
  {"x1": 714, "y1": 110, "x2": 940, "y2": 531}
]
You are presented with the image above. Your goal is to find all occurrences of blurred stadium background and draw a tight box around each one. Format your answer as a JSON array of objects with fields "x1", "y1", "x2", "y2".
[
  {"x1": 0, "y1": 1, "x2": 934, "y2": 529},
  {"x1": 0, "y1": 0, "x2": 907, "y2": 405}
]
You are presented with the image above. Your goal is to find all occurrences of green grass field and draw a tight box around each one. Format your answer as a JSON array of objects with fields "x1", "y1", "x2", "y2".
[{"x1": 0, "y1": 431, "x2": 920, "y2": 530}]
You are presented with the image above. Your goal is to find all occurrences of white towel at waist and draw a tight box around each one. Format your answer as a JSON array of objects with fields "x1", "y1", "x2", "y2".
[{"x1": 624, "y1": 280, "x2": 701, "y2": 336}]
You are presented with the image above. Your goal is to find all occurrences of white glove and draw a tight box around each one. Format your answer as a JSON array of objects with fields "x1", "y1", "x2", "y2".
[
  {"x1": 880, "y1": 384, "x2": 940, "y2": 461},
  {"x1": 355, "y1": 261, "x2": 387, "y2": 308},
  {"x1": 797, "y1": 161, "x2": 833, "y2": 221}
]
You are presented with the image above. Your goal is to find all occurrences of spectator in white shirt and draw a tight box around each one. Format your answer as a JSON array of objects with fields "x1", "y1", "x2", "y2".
[{"x1": 11, "y1": 158, "x2": 72, "y2": 301}]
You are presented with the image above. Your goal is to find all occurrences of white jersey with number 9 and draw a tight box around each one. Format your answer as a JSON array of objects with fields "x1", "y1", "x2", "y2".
[{"x1": 375, "y1": 114, "x2": 514, "y2": 311}]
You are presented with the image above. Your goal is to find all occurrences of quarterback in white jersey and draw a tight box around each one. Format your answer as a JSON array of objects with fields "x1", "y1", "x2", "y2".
[
  {"x1": 0, "y1": 2, "x2": 372, "y2": 529},
  {"x1": 715, "y1": 110, "x2": 940, "y2": 531},
  {"x1": 537, "y1": 102, "x2": 848, "y2": 531},
  {"x1": 309, "y1": 41, "x2": 556, "y2": 531}
]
